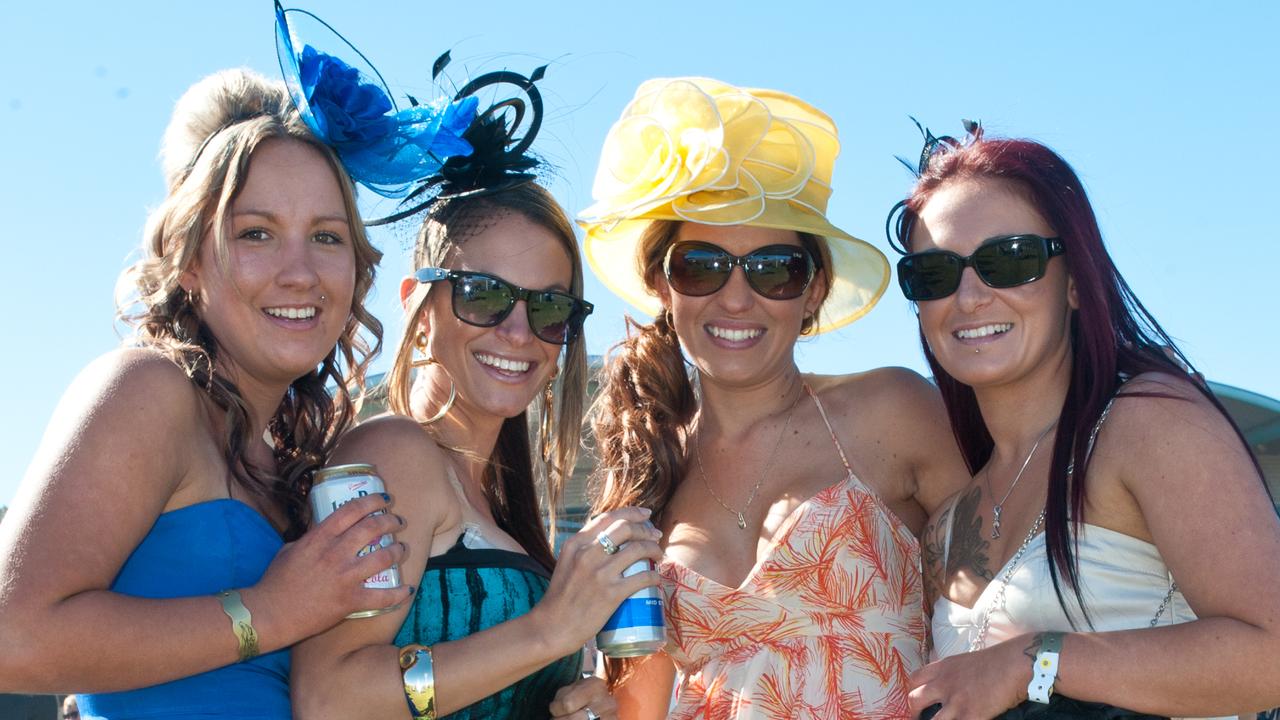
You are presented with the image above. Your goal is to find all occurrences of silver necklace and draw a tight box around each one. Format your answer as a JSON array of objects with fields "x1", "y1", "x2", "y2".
[
  {"x1": 694, "y1": 384, "x2": 803, "y2": 530},
  {"x1": 972, "y1": 509, "x2": 1045, "y2": 650},
  {"x1": 984, "y1": 422, "x2": 1056, "y2": 540}
]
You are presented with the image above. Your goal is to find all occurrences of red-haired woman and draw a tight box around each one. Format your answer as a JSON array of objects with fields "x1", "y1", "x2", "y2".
[{"x1": 893, "y1": 126, "x2": 1280, "y2": 718}]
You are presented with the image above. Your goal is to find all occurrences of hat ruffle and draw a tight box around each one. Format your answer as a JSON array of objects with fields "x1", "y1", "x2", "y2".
[{"x1": 579, "y1": 77, "x2": 889, "y2": 334}]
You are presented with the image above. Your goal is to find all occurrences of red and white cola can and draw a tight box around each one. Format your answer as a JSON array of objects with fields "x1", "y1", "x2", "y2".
[{"x1": 310, "y1": 463, "x2": 401, "y2": 618}]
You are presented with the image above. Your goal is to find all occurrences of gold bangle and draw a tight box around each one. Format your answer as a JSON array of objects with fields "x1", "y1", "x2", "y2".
[
  {"x1": 216, "y1": 589, "x2": 260, "y2": 662},
  {"x1": 399, "y1": 644, "x2": 436, "y2": 720}
]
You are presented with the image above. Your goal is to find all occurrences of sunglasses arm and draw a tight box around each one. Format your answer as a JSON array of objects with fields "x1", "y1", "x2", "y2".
[{"x1": 414, "y1": 267, "x2": 450, "y2": 284}]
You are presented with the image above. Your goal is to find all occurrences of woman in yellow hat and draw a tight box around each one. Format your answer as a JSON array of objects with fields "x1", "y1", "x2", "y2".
[{"x1": 581, "y1": 78, "x2": 970, "y2": 719}]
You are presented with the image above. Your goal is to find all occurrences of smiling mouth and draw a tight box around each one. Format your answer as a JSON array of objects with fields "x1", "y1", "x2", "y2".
[
  {"x1": 706, "y1": 325, "x2": 764, "y2": 342},
  {"x1": 264, "y1": 306, "x2": 317, "y2": 320},
  {"x1": 474, "y1": 352, "x2": 532, "y2": 374},
  {"x1": 954, "y1": 323, "x2": 1012, "y2": 340}
]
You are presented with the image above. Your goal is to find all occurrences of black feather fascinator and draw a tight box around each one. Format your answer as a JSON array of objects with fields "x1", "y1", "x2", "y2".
[{"x1": 885, "y1": 117, "x2": 982, "y2": 254}]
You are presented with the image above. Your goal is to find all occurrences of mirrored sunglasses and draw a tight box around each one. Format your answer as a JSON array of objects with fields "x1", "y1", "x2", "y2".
[
  {"x1": 663, "y1": 241, "x2": 816, "y2": 300},
  {"x1": 414, "y1": 268, "x2": 593, "y2": 345}
]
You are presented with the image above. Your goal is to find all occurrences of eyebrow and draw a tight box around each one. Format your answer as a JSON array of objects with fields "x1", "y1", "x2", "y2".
[{"x1": 232, "y1": 209, "x2": 349, "y2": 225}]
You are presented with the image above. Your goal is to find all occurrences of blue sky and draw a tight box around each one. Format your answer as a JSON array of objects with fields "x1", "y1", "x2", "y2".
[{"x1": 3, "y1": 1, "x2": 1277, "y2": 507}]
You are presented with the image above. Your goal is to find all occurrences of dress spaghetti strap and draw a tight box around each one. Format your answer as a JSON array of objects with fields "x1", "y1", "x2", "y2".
[{"x1": 807, "y1": 384, "x2": 854, "y2": 477}]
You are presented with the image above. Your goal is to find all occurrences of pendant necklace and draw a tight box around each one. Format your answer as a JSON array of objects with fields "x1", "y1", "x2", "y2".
[
  {"x1": 694, "y1": 383, "x2": 804, "y2": 530},
  {"x1": 985, "y1": 422, "x2": 1056, "y2": 540}
]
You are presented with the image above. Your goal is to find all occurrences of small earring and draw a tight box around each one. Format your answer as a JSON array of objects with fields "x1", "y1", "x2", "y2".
[
  {"x1": 185, "y1": 287, "x2": 199, "y2": 307},
  {"x1": 974, "y1": 347, "x2": 981, "y2": 354},
  {"x1": 411, "y1": 332, "x2": 434, "y2": 368}
]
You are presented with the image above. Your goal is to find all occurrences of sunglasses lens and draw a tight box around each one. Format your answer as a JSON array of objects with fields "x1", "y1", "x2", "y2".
[
  {"x1": 453, "y1": 275, "x2": 513, "y2": 326},
  {"x1": 528, "y1": 292, "x2": 582, "y2": 345},
  {"x1": 667, "y1": 244, "x2": 731, "y2": 296},
  {"x1": 973, "y1": 237, "x2": 1047, "y2": 288},
  {"x1": 745, "y1": 246, "x2": 812, "y2": 299},
  {"x1": 898, "y1": 252, "x2": 961, "y2": 301}
]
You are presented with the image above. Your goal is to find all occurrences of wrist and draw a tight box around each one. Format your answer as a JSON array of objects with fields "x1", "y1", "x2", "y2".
[
  {"x1": 1024, "y1": 631, "x2": 1064, "y2": 704},
  {"x1": 522, "y1": 605, "x2": 578, "y2": 660}
]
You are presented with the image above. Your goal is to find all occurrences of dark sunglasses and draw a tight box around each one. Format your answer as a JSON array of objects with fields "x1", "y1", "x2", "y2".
[
  {"x1": 414, "y1": 268, "x2": 593, "y2": 345},
  {"x1": 896, "y1": 234, "x2": 1065, "y2": 301},
  {"x1": 663, "y1": 241, "x2": 816, "y2": 300}
]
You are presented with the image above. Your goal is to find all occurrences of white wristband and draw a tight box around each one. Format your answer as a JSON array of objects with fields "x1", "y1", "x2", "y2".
[{"x1": 1027, "y1": 632, "x2": 1063, "y2": 704}]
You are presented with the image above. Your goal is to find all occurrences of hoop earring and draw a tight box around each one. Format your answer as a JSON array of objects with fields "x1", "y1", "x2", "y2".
[
  {"x1": 419, "y1": 379, "x2": 457, "y2": 425},
  {"x1": 539, "y1": 365, "x2": 559, "y2": 466},
  {"x1": 410, "y1": 331, "x2": 433, "y2": 368}
]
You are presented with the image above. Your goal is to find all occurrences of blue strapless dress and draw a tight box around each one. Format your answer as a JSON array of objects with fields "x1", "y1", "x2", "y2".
[
  {"x1": 77, "y1": 499, "x2": 291, "y2": 720},
  {"x1": 395, "y1": 534, "x2": 582, "y2": 720}
]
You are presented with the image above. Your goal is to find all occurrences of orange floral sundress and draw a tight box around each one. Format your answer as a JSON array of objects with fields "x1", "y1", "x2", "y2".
[{"x1": 660, "y1": 390, "x2": 924, "y2": 719}]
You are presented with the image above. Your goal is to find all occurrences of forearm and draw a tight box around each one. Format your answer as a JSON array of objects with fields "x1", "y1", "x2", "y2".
[
  {"x1": 614, "y1": 652, "x2": 676, "y2": 720},
  {"x1": 0, "y1": 587, "x2": 294, "y2": 693},
  {"x1": 1051, "y1": 618, "x2": 1279, "y2": 715},
  {"x1": 293, "y1": 609, "x2": 573, "y2": 719}
]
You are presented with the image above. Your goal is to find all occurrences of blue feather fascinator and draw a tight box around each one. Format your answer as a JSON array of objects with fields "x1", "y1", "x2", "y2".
[{"x1": 275, "y1": 2, "x2": 549, "y2": 226}]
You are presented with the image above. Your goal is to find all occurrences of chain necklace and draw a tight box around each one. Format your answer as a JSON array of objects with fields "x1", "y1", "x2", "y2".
[
  {"x1": 972, "y1": 510, "x2": 1045, "y2": 650},
  {"x1": 694, "y1": 383, "x2": 804, "y2": 530},
  {"x1": 984, "y1": 422, "x2": 1056, "y2": 540}
]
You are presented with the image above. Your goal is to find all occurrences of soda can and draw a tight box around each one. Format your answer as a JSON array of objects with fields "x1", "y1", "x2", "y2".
[
  {"x1": 310, "y1": 463, "x2": 401, "y2": 619},
  {"x1": 596, "y1": 556, "x2": 665, "y2": 658}
]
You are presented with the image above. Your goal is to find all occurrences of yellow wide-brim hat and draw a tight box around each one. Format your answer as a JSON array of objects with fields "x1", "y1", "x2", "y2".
[{"x1": 578, "y1": 77, "x2": 889, "y2": 334}]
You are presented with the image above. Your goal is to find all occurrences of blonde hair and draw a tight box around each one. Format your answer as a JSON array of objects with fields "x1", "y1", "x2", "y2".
[
  {"x1": 384, "y1": 183, "x2": 587, "y2": 570},
  {"x1": 117, "y1": 68, "x2": 383, "y2": 539}
]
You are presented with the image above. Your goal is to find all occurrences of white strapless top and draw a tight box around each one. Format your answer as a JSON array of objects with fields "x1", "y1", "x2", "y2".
[
  {"x1": 932, "y1": 523, "x2": 1235, "y2": 720},
  {"x1": 932, "y1": 522, "x2": 1188, "y2": 658}
]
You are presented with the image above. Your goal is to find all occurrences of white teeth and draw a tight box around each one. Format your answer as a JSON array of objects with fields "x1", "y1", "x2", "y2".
[
  {"x1": 265, "y1": 306, "x2": 317, "y2": 320},
  {"x1": 955, "y1": 323, "x2": 1012, "y2": 339},
  {"x1": 475, "y1": 353, "x2": 531, "y2": 373},
  {"x1": 707, "y1": 326, "x2": 763, "y2": 342}
]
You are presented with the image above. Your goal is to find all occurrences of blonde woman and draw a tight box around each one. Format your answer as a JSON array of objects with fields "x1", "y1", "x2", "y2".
[{"x1": 0, "y1": 68, "x2": 405, "y2": 718}]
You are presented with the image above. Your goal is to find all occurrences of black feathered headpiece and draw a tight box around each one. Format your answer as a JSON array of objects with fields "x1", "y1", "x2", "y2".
[
  {"x1": 885, "y1": 117, "x2": 982, "y2": 254},
  {"x1": 365, "y1": 55, "x2": 548, "y2": 226}
]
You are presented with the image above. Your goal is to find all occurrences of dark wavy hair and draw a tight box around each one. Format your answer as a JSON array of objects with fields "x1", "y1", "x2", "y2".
[
  {"x1": 891, "y1": 135, "x2": 1265, "y2": 625},
  {"x1": 118, "y1": 69, "x2": 383, "y2": 541}
]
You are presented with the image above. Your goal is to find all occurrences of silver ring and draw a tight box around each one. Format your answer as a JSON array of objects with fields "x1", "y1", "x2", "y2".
[
  {"x1": 584, "y1": 708, "x2": 600, "y2": 720},
  {"x1": 595, "y1": 532, "x2": 619, "y2": 555}
]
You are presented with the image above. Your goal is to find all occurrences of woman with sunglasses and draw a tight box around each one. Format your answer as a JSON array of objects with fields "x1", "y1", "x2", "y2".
[
  {"x1": 894, "y1": 126, "x2": 1280, "y2": 718},
  {"x1": 579, "y1": 78, "x2": 970, "y2": 719},
  {"x1": 0, "y1": 68, "x2": 408, "y2": 717},
  {"x1": 289, "y1": 66, "x2": 661, "y2": 718}
]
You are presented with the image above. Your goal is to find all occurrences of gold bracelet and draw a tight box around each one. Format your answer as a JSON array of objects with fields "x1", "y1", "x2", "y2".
[
  {"x1": 399, "y1": 644, "x2": 436, "y2": 720},
  {"x1": 216, "y1": 589, "x2": 260, "y2": 662}
]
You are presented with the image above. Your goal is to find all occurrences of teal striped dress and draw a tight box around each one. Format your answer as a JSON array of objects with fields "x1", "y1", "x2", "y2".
[{"x1": 395, "y1": 534, "x2": 583, "y2": 719}]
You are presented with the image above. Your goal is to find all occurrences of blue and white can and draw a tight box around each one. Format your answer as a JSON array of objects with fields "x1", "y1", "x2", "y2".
[{"x1": 596, "y1": 557, "x2": 665, "y2": 658}]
